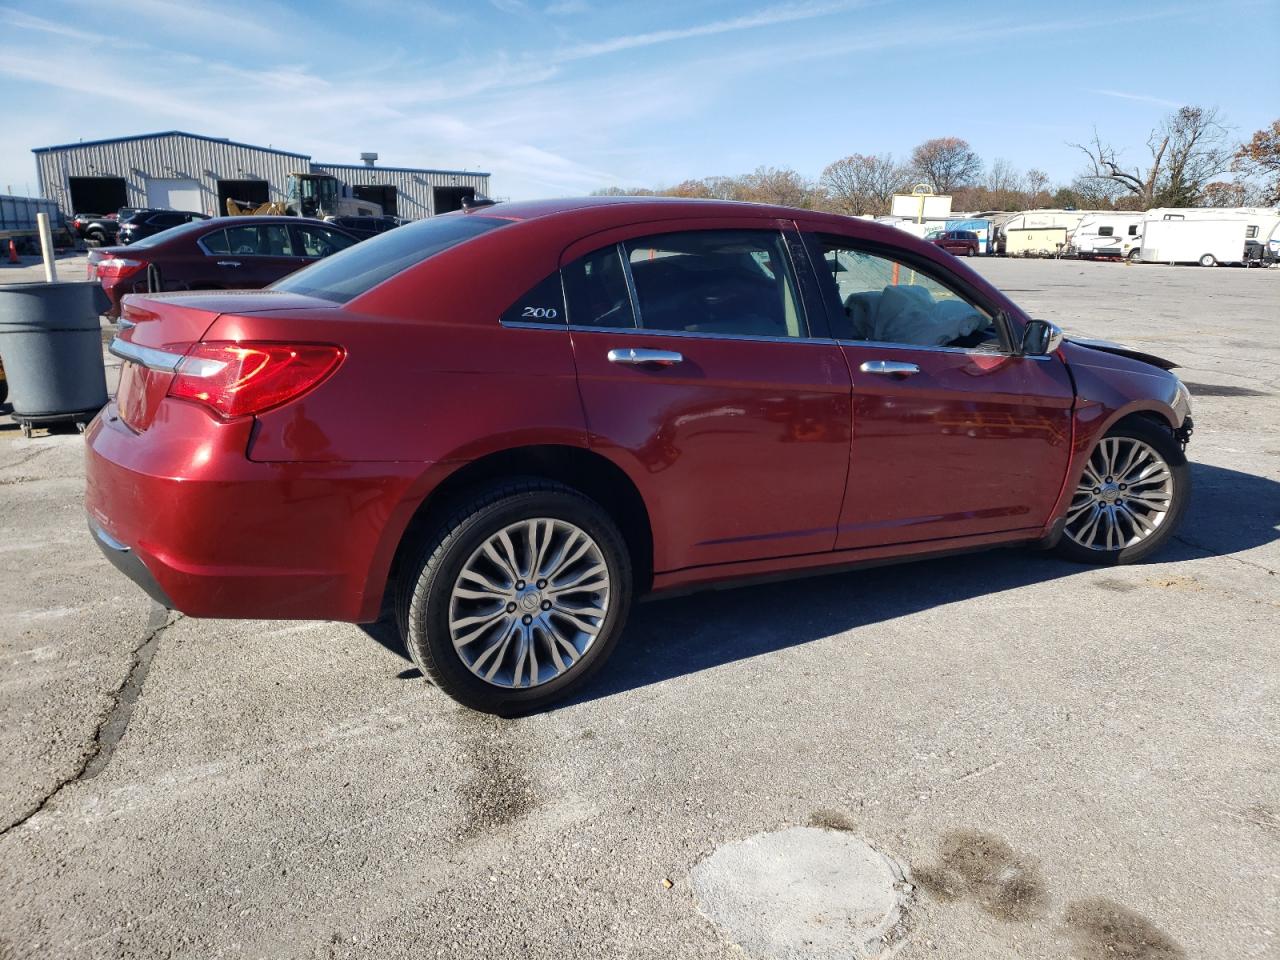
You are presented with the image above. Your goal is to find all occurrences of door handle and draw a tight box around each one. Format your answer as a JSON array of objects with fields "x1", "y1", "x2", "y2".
[
  {"x1": 607, "y1": 347, "x2": 683, "y2": 367},
  {"x1": 859, "y1": 359, "x2": 920, "y2": 377},
  {"x1": 216, "y1": 260, "x2": 241, "y2": 267}
]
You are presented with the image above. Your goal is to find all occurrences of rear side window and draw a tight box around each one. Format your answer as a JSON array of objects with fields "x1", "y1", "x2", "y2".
[
  {"x1": 1098, "y1": 226, "x2": 1114, "y2": 237},
  {"x1": 563, "y1": 245, "x2": 635, "y2": 329},
  {"x1": 623, "y1": 230, "x2": 805, "y2": 339},
  {"x1": 201, "y1": 229, "x2": 229, "y2": 254},
  {"x1": 274, "y1": 215, "x2": 508, "y2": 304},
  {"x1": 501, "y1": 273, "x2": 566, "y2": 324}
]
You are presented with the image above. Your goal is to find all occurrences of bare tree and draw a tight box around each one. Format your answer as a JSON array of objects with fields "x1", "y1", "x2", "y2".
[
  {"x1": 818, "y1": 153, "x2": 910, "y2": 215},
  {"x1": 735, "y1": 166, "x2": 814, "y2": 208},
  {"x1": 1233, "y1": 118, "x2": 1280, "y2": 203},
  {"x1": 1071, "y1": 105, "x2": 1232, "y2": 207},
  {"x1": 910, "y1": 137, "x2": 982, "y2": 193}
]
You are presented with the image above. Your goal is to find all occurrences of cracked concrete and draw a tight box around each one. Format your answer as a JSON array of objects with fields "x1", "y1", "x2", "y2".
[{"x1": 0, "y1": 258, "x2": 1277, "y2": 959}]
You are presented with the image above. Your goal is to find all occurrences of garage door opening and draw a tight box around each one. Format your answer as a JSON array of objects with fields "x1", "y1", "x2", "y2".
[
  {"x1": 432, "y1": 186, "x2": 475, "y2": 215},
  {"x1": 68, "y1": 176, "x2": 128, "y2": 216},
  {"x1": 352, "y1": 184, "x2": 397, "y2": 216},
  {"x1": 217, "y1": 179, "x2": 270, "y2": 215},
  {"x1": 146, "y1": 178, "x2": 203, "y2": 214}
]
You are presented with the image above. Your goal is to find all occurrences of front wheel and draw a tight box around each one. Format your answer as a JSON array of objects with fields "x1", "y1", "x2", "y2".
[
  {"x1": 1199, "y1": 254, "x2": 1217, "y2": 267},
  {"x1": 397, "y1": 479, "x2": 632, "y2": 715},
  {"x1": 1054, "y1": 419, "x2": 1190, "y2": 565}
]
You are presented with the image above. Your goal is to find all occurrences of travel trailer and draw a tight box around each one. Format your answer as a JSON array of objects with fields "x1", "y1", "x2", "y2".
[
  {"x1": 1137, "y1": 218, "x2": 1250, "y2": 266},
  {"x1": 1070, "y1": 213, "x2": 1144, "y2": 258},
  {"x1": 996, "y1": 210, "x2": 1096, "y2": 254},
  {"x1": 1005, "y1": 227, "x2": 1070, "y2": 257}
]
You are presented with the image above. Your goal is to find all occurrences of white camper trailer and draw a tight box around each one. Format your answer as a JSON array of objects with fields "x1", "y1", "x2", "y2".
[
  {"x1": 1071, "y1": 213, "x2": 1144, "y2": 258},
  {"x1": 1138, "y1": 218, "x2": 1250, "y2": 266},
  {"x1": 1143, "y1": 207, "x2": 1280, "y2": 258}
]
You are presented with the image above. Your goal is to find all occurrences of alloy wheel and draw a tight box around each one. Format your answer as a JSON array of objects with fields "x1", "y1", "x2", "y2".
[
  {"x1": 448, "y1": 518, "x2": 610, "y2": 688},
  {"x1": 1064, "y1": 436, "x2": 1174, "y2": 552}
]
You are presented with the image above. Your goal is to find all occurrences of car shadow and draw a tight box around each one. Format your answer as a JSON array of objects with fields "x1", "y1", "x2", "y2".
[{"x1": 360, "y1": 462, "x2": 1279, "y2": 701}]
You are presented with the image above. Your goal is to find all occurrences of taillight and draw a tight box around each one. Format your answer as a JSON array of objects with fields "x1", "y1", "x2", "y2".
[
  {"x1": 95, "y1": 257, "x2": 147, "y2": 280},
  {"x1": 167, "y1": 342, "x2": 344, "y2": 419}
]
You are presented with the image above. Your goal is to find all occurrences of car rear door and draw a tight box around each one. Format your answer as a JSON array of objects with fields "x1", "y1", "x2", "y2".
[
  {"x1": 561, "y1": 218, "x2": 853, "y2": 573},
  {"x1": 800, "y1": 228, "x2": 1076, "y2": 549}
]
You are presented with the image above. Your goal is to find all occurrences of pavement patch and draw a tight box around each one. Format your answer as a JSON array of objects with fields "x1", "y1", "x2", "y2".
[{"x1": 690, "y1": 826, "x2": 908, "y2": 959}]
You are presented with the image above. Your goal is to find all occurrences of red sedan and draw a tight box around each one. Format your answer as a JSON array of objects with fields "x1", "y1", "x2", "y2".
[
  {"x1": 87, "y1": 215, "x2": 359, "y2": 319},
  {"x1": 85, "y1": 198, "x2": 1193, "y2": 714}
]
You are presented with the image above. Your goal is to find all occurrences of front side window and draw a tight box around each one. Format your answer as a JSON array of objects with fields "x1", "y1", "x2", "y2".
[
  {"x1": 816, "y1": 239, "x2": 997, "y2": 350},
  {"x1": 1128, "y1": 225, "x2": 1139, "y2": 236},
  {"x1": 622, "y1": 230, "x2": 805, "y2": 338},
  {"x1": 295, "y1": 225, "x2": 357, "y2": 258}
]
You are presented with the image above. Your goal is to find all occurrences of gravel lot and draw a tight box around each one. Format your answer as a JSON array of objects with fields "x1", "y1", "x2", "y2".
[{"x1": 1, "y1": 257, "x2": 1276, "y2": 959}]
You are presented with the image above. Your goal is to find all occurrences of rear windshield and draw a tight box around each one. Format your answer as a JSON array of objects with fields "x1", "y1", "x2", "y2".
[{"x1": 273, "y1": 215, "x2": 509, "y2": 304}]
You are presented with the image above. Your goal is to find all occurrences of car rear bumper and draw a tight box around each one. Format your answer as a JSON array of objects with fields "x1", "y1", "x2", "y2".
[{"x1": 84, "y1": 401, "x2": 426, "y2": 622}]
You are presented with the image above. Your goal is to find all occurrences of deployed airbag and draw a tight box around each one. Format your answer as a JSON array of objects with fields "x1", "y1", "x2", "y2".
[{"x1": 844, "y1": 284, "x2": 986, "y2": 347}]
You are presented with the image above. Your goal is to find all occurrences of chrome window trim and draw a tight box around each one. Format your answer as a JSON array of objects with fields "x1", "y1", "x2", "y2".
[
  {"x1": 835, "y1": 337, "x2": 1052, "y2": 361},
  {"x1": 500, "y1": 319, "x2": 836, "y2": 345},
  {"x1": 107, "y1": 337, "x2": 185, "y2": 372}
]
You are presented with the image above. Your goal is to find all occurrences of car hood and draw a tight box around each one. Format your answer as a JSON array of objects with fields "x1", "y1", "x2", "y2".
[{"x1": 1064, "y1": 336, "x2": 1178, "y2": 371}]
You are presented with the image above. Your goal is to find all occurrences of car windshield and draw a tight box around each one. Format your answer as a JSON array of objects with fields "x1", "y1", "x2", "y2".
[
  {"x1": 125, "y1": 218, "x2": 215, "y2": 248},
  {"x1": 273, "y1": 214, "x2": 509, "y2": 303}
]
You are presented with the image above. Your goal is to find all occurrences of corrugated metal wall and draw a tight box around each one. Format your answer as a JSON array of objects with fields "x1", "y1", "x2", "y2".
[
  {"x1": 34, "y1": 134, "x2": 310, "y2": 218},
  {"x1": 312, "y1": 164, "x2": 490, "y2": 219}
]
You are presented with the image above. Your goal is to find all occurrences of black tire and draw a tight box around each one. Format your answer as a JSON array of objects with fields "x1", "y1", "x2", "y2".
[
  {"x1": 1053, "y1": 417, "x2": 1190, "y2": 565},
  {"x1": 1199, "y1": 254, "x2": 1216, "y2": 267},
  {"x1": 396, "y1": 478, "x2": 632, "y2": 715}
]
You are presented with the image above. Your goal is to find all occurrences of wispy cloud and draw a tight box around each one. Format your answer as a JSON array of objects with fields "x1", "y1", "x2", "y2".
[
  {"x1": 555, "y1": 0, "x2": 866, "y2": 61},
  {"x1": 1089, "y1": 88, "x2": 1183, "y2": 108}
]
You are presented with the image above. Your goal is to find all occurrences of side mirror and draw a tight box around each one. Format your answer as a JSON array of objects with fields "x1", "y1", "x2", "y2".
[{"x1": 1021, "y1": 319, "x2": 1064, "y2": 356}]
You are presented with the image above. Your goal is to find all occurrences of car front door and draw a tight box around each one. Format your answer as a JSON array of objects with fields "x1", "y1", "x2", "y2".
[
  {"x1": 560, "y1": 220, "x2": 853, "y2": 573},
  {"x1": 802, "y1": 231, "x2": 1076, "y2": 549}
]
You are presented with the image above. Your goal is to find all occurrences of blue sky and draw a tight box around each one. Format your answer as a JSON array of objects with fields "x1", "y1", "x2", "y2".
[{"x1": 1, "y1": 0, "x2": 1275, "y2": 200}]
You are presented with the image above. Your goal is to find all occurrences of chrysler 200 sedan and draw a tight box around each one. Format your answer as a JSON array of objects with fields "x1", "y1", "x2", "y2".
[{"x1": 85, "y1": 198, "x2": 1194, "y2": 714}]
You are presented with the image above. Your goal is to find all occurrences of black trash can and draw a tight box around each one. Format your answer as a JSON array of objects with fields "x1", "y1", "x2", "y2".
[{"x1": 0, "y1": 281, "x2": 108, "y2": 436}]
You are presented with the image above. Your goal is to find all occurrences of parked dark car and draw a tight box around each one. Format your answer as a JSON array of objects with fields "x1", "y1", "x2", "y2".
[
  {"x1": 70, "y1": 213, "x2": 119, "y2": 246},
  {"x1": 87, "y1": 198, "x2": 1193, "y2": 715},
  {"x1": 325, "y1": 215, "x2": 404, "y2": 240},
  {"x1": 86, "y1": 215, "x2": 359, "y2": 318},
  {"x1": 118, "y1": 209, "x2": 209, "y2": 245},
  {"x1": 930, "y1": 229, "x2": 980, "y2": 257}
]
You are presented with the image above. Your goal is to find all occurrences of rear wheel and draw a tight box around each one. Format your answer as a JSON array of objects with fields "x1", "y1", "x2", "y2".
[
  {"x1": 1127, "y1": 248, "x2": 1142, "y2": 262},
  {"x1": 397, "y1": 479, "x2": 632, "y2": 715},
  {"x1": 1054, "y1": 418, "x2": 1189, "y2": 565},
  {"x1": 1199, "y1": 254, "x2": 1217, "y2": 267}
]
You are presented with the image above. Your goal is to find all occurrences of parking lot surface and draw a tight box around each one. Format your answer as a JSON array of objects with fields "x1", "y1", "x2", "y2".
[{"x1": 1, "y1": 258, "x2": 1277, "y2": 959}]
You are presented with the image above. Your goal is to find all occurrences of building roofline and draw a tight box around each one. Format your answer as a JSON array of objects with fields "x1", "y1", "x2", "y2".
[
  {"x1": 32, "y1": 130, "x2": 311, "y2": 159},
  {"x1": 313, "y1": 161, "x2": 491, "y2": 177}
]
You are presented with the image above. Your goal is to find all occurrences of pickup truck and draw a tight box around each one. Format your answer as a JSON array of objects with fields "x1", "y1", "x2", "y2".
[{"x1": 69, "y1": 213, "x2": 119, "y2": 246}]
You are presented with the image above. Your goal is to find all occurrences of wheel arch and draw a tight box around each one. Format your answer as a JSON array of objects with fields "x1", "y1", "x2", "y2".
[{"x1": 381, "y1": 445, "x2": 655, "y2": 613}]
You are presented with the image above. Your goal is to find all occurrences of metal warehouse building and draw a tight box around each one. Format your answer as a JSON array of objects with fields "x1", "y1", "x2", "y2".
[{"x1": 33, "y1": 130, "x2": 490, "y2": 220}]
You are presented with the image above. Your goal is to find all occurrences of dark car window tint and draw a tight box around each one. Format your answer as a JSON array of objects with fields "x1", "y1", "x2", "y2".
[
  {"x1": 622, "y1": 230, "x2": 804, "y2": 339},
  {"x1": 562, "y1": 245, "x2": 635, "y2": 329},
  {"x1": 201, "y1": 229, "x2": 229, "y2": 255},
  {"x1": 274, "y1": 215, "x2": 508, "y2": 304},
  {"x1": 501, "y1": 273, "x2": 566, "y2": 324},
  {"x1": 149, "y1": 213, "x2": 181, "y2": 226},
  {"x1": 819, "y1": 241, "x2": 995, "y2": 349},
  {"x1": 296, "y1": 225, "x2": 357, "y2": 258}
]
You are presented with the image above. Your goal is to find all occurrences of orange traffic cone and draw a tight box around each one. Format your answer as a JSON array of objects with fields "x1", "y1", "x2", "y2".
[{"x1": 6, "y1": 239, "x2": 19, "y2": 264}]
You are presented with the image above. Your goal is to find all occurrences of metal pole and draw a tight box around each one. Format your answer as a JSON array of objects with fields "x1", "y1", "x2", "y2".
[{"x1": 36, "y1": 211, "x2": 57, "y2": 282}]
